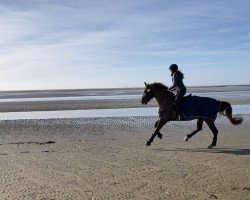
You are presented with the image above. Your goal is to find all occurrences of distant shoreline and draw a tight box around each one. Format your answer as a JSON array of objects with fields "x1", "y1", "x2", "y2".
[
  {"x1": 0, "y1": 85, "x2": 249, "y2": 112},
  {"x1": 0, "y1": 84, "x2": 249, "y2": 93}
]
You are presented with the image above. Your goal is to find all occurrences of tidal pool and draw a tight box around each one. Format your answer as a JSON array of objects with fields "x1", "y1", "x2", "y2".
[{"x1": 0, "y1": 105, "x2": 249, "y2": 121}]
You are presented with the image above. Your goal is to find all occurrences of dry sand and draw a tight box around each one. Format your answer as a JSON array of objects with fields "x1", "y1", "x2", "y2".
[{"x1": 0, "y1": 115, "x2": 249, "y2": 200}]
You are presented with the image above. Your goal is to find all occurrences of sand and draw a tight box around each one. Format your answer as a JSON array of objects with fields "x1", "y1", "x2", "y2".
[
  {"x1": 0, "y1": 86, "x2": 249, "y2": 199},
  {"x1": 0, "y1": 115, "x2": 249, "y2": 200},
  {"x1": 1, "y1": 98, "x2": 250, "y2": 113}
]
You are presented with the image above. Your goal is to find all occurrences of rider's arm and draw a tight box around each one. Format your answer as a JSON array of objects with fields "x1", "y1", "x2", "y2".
[{"x1": 169, "y1": 73, "x2": 177, "y2": 91}]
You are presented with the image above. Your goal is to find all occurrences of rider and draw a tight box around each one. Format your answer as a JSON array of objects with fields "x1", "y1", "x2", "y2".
[{"x1": 168, "y1": 64, "x2": 186, "y2": 118}]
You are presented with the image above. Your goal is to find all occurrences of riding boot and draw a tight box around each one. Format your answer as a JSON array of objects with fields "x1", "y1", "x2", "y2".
[{"x1": 173, "y1": 103, "x2": 181, "y2": 121}]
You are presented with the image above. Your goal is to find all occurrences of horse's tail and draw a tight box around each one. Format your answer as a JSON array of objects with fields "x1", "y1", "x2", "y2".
[{"x1": 219, "y1": 101, "x2": 243, "y2": 125}]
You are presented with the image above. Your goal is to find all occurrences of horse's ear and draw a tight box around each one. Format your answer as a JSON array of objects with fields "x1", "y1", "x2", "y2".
[{"x1": 144, "y1": 82, "x2": 148, "y2": 86}]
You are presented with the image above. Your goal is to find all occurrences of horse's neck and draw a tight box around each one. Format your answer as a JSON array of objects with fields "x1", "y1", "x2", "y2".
[{"x1": 154, "y1": 91, "x2": 173, "y2": 110}]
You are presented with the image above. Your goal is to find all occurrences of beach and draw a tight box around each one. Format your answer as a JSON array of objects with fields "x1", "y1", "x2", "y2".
[{"x1": 0, "y1": 86, "x2": 249, "y2": 200}]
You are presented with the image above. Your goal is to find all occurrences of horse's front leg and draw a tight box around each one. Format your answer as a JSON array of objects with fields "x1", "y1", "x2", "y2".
[
  {"x1": 154, "y1": 120, "x2": 164, "y2": 139},
  {"x1": 146, "y1": 119, "x2": 166, "y2": 146},
  {"x1": 154, "y1": 120, "x2": 159, "y2": 128}
]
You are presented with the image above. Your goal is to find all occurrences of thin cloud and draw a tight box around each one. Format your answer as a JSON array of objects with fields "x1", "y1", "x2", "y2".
[{"x1": 0, "y1": 0, "x2": 249, "y2": 89}]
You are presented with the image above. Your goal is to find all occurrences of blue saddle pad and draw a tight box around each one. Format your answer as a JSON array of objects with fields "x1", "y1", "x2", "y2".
[{"x1": 180, "y1": 95, "x2": 220, "y2": 120}]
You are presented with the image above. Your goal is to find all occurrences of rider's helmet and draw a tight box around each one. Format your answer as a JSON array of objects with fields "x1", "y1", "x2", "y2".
[{"x1": 169, "y1": 64, "x2": 178, "y2": 72}]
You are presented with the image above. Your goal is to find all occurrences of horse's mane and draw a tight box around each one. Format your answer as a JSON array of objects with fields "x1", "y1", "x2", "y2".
[
  {"x1": 152, "y1": 82, "x2": 169, "y2": 92},
  {"x1": 151, "y1": 82, "x2": 174, "y2": 98}
]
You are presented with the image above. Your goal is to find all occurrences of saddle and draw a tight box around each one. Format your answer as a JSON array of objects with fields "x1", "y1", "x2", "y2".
[
  {"x1": 172, "y1": 94, "x2": 192, "y2": 109},
  {"x1": 182, "y1": 93, "x2": 192, "y2": 101}
]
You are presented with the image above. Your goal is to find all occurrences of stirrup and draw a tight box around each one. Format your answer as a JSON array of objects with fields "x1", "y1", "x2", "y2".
[{"x1": 175, "y1": 111, "x2": 180, "y2": 121}]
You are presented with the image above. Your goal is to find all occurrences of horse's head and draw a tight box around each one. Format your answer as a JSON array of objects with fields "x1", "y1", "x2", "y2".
[
  {"x1": 141, "y1": 82, "x2": 155, "y2": 105},
  {"x1": 141, "y1": 82, "x2": 174, "y2": 106}
]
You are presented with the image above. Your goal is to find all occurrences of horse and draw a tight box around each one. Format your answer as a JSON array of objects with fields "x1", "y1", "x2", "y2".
[{"x1": 141, "y1": 82, "x2": 243, "y2": 149}]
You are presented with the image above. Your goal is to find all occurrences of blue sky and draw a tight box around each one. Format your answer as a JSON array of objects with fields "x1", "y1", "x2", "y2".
[{"x1": 0, "y1": 0, "x2": 250, "y2": 90}]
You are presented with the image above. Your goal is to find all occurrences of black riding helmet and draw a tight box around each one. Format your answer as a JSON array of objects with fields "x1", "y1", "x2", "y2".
[{"x1": 169, "y1": 64, "x2": 178, "y2": 72}]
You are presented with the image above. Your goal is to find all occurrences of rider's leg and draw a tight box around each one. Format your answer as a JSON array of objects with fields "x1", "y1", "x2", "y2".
[
  {"x1": 174, "y1": 89, "x2": 186, "y2": 118},
  {"x1": 174, "y1": 92, "x2": 182, "y2": 117}
]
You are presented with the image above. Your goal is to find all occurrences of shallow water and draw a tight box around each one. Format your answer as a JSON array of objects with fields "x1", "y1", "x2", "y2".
[
  {"x1": 196, "y1": 91, "x2": 250, "y2": 100},
  {"x1": 0, "y1": 95, "x2": 140, "y2": 102},
  {"x1": 0, "y1": 105, "x2": 249, "y2": 121}
]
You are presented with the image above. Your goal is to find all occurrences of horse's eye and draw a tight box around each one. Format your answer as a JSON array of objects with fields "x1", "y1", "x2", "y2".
[{"x1": 147, "y1": 88, "x2": 151, "y2": 92}]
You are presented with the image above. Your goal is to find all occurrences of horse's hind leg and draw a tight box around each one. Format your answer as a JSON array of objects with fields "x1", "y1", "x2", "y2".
[
  {"x1": 146, "y1": 119, "x2": 166, "y2": 146},
  {"x1": 184, "y1": 118, "x2": 203, "y2": 142},
  {"x1": 205, "y1": 120, "x2": 219, "y2": 149}
]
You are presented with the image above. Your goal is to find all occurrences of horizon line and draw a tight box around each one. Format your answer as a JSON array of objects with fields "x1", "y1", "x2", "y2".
[{"x1": 0, "y1": 84, "x2": 249, "y2": 92}]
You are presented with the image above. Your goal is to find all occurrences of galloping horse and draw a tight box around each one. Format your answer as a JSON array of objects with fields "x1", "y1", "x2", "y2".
[{"x1": 141, "y1": 82, "x2": 243, "y2": 149}]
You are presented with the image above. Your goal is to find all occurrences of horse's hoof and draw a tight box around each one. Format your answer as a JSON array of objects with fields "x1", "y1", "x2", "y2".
[
  {"x1": 184, "y1": 136, "x2": 189, "y2": 142},
  {"x1": 207, "y1": 145, "x2": 213, "y2": 149},
  {"x1": 157, "y1": 133, "x2": 163, "y2": 139},
  {"x1": 146, "y1": 141, "x2": 151, "y2": 146}
]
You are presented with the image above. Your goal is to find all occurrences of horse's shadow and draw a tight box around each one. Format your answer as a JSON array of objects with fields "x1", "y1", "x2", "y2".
[{"x1": 153, "y1": 147, "x2": 250, "y2": 156}]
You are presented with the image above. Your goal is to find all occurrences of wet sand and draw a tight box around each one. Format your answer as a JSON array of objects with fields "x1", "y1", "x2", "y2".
[
  {"x1": 0, "y1": 98, "x2": 250, "y2": 113},
  {"x1": 0, "y1": 115, "x2": 249, "y2": 200}
]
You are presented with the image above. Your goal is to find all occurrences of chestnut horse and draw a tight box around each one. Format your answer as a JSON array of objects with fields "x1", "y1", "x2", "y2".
[{"x1": 141, "y1": 82, "x2": 243, "y2": 149}]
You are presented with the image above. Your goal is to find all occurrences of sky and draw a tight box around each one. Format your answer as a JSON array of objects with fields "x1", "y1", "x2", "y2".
[{"x1": 0, "y1": 0, "x2": 250, "y2": 90}]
